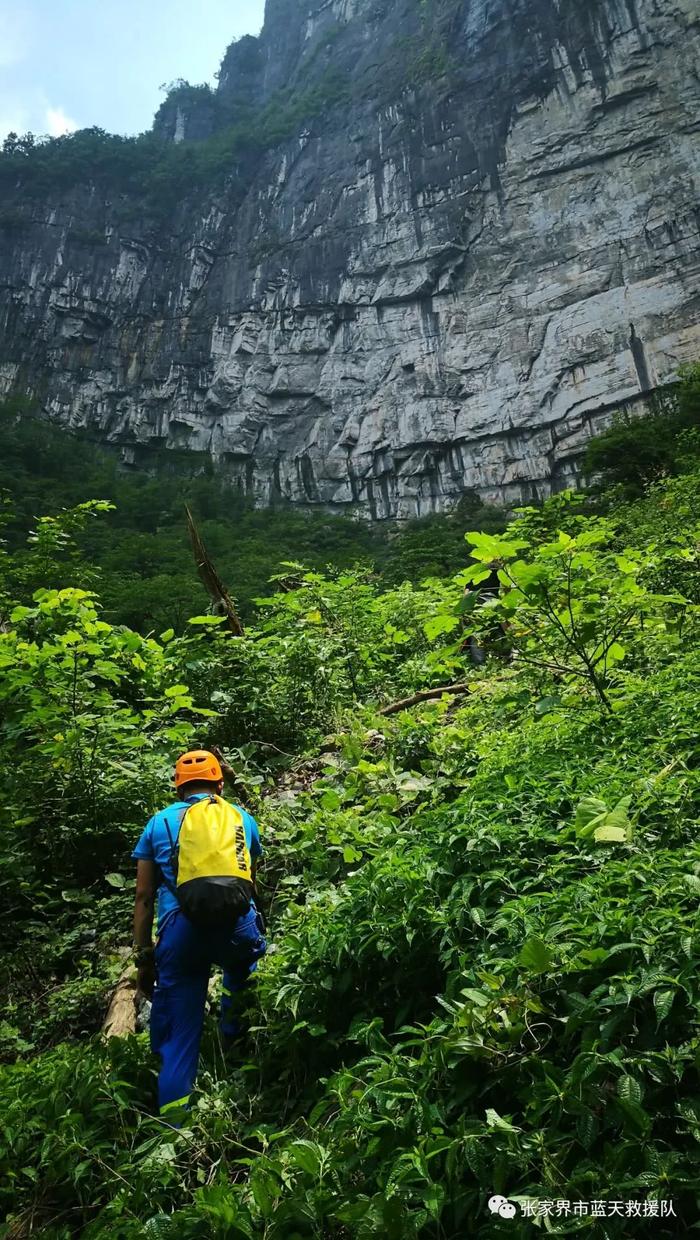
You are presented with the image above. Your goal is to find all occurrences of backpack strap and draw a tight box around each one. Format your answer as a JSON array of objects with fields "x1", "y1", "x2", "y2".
[
  {"x1": 158, "y1": 795, "x2": 213, "y2": 888},
  {"x1": 163, "y1": 814, "x2": 176, "y2": 853},
  {"x1": 157, "y1": 807, "x2": 189, "y2": 898}
]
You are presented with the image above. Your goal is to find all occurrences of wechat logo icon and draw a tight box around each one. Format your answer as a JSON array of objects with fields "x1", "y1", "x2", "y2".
[{"x1": 489, "y1": 1195, "x2": 517, "y2": 1220}]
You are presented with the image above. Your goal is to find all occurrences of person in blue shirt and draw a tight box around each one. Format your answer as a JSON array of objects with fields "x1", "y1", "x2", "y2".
[{"x1": 132, "y1": 748, "x2": 266, "y2": 1118}]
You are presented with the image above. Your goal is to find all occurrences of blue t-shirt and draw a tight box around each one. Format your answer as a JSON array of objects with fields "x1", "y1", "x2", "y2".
[{"x1": 132, "y1": 794, "x2": 262, "y2": 930}]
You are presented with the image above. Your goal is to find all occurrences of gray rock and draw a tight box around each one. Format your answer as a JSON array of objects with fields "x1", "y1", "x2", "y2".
[{"x1": 0, "y1": 0, "x2": 698, "y2": 518}]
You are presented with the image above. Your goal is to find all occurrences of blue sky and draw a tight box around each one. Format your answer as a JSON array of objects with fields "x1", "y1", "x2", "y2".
[{"x1": 0, "y1": 0, "x2": 266, "y2": 141}]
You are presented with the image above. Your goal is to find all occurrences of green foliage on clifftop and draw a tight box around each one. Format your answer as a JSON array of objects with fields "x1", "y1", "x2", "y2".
[{"x1": 0, "y1": 64, "x2": 352, "y2": 212}]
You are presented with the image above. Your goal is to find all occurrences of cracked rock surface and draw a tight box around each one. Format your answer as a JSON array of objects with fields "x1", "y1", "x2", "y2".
[{"x1": 0, "y1": 0, "x2": 698, "y2": 518}]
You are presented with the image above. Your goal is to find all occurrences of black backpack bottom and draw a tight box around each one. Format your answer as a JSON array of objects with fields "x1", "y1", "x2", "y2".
[{"x1": 178, "y1": 876, "x2": 254, "y2": 931}]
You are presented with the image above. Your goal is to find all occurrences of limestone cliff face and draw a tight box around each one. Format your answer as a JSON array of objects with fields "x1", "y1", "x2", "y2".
[{"x1": 0, "y1": 0, "x2": 698, "y2": 517}]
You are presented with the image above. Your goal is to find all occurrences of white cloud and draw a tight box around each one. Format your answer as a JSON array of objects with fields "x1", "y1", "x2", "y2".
[
  {"x1": 46, "y1": 106, "x2": 78, "y2": 137},
  {"x1": 0, "y1": 96, "x2": 80, "y2": 144}
]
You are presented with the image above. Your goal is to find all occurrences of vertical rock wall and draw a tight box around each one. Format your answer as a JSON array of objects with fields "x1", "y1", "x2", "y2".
[{"x1": 0, "y1": 0, "x2": 698, "y2": 517}]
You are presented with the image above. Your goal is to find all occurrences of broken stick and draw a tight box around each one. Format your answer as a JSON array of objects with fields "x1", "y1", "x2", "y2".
[{"x1": 378, "y1": 681, "x2": 472, "y2": 716}]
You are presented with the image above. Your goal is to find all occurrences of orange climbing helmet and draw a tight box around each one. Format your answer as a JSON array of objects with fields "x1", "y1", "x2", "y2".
[{"x1": 174, "y1": 749, "x2": 223, "y2": 789}]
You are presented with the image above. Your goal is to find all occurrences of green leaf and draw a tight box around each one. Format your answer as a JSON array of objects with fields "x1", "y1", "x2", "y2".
[
  {"x1": 289, "y1": 1140, "x2": 324, "y2": 1177},
  {"x1": 485, "y1": 1108, "x2": 520, "y2": 1132},
  {"x1": 456, "y1": 588, "x2": 483, "y2": 613},
  {"x1": 577, "y1": 948, "x2": 609, "y2": 964},
  {"x1": 617, "y1": 1096, "x2": 651, "y2": 1136},
  {"x1": 576, "y1": 1112, "x2": 597, "y2": 1150},
  {"x1": 460, "y1": 988, "x2": 491, "y2": 1007},
  {"x1": 618, "y1": 1075, "x2": 642, "y2": 1105},
  {"x1": 250, "y1": 1171, "x2": 276, "y2": 1217},
  {"x1": 508, "y1": 560, "x2": 547, "y2": 592},
  {"x1": 606, "y1": 796, "x2": 633, "y2": 828},
  {"x1": 534, "y1": 695, "x2": 562, "y2": 716},
  {"x1": 653, "y1": 989, "x2": 675, "y2": 1025},
  {"x1": 105, "y1": 872, "x2": 126, "y2": 889},
  {"x1": 518, "y1": 937, "x2": 554, "y2": 974},
  {"x1": 576, "y1": 795, "x2": 632, "y2": 841},
  {"x1": 607, "y1": 642, "x2": 626, "y2": 662},
  {"x1": 424, "y1": 614, "x2": 460, "y2": 642},
  {"x1": 593, "y1": 825, "x2": 628, "y2": 843},
  {"x1": 342, "y1": 845, "x2": 362, "y2": 864},
  {"x1": 575, "y1": 796, "x2": 608, "y2": 837},
  {"x1": 466, "y1": 533, "x2": 527, "y2": 562},
  {"x1": 320, "y1": 789, "x2": 341, "y2": 811},
  {"x1": 61, "y1": 889, "x2": 92, "y2": 905}
]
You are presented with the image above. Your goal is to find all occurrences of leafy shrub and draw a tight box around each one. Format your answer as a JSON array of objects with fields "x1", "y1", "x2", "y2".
[
  {"x1": 583, "y1": 365, "x2": 700, "y2": 493},
  {"x1": 459, "y1": 500, "x2": 689, "y2": 708}
]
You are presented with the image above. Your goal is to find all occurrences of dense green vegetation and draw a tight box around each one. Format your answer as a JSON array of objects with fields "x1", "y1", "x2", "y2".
[
  {"x1": 583, "y1": 365, "x2": 700, "y2": 495},
  {"x1": 0, "y1": 402, "x2": 504, "y2": 633},
  {"x1": 1, "y1": 374, "x2": 700, "y2": 1236}
]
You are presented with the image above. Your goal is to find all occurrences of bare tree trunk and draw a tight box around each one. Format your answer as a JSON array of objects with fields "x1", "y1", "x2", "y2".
[{"x1": 185, "y1": 505, "x2": 244, "y2": 636}]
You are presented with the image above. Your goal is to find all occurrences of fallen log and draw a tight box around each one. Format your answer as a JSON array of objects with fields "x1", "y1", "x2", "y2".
[
  {"x1": 378, "y1": 681, "x2": 472, "y2": 716},
  {"x1": 102, "y1": 955, "x2": 221, "y2": 1038},
  {"x1": 102, "y1": 950, "x2": 138, "y2": 1038}
]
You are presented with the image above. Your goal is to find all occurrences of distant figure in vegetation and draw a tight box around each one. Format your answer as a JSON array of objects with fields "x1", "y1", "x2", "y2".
[
  {"x1": 132, "y1": 749, "x2": 266, "y2": 1120},
  {"x1": 461, "y1": 564, "x2": 512, "y2": 665}
]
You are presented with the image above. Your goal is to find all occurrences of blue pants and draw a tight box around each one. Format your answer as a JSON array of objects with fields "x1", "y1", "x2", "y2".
[{"x1": 150, "y1": 905, "x2": 266, "y2": 1116}]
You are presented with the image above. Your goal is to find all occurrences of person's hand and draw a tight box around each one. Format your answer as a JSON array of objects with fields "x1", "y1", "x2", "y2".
[{"x1": 137, "y1": 960, "x2": 156, "y2": 1000}]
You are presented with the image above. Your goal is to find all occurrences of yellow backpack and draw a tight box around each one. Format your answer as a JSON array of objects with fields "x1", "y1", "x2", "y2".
[{"x1": 163, "y1": 795, "x2": 254, "y2": 930}]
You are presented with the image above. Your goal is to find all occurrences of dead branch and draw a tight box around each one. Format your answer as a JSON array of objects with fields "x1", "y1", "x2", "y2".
[
  {"x1": 378, "y1": 681, "x2": 472, "y2": 716},
  {"x1": 185, "y1": 505, "x2": 244, "y2": 636}
]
